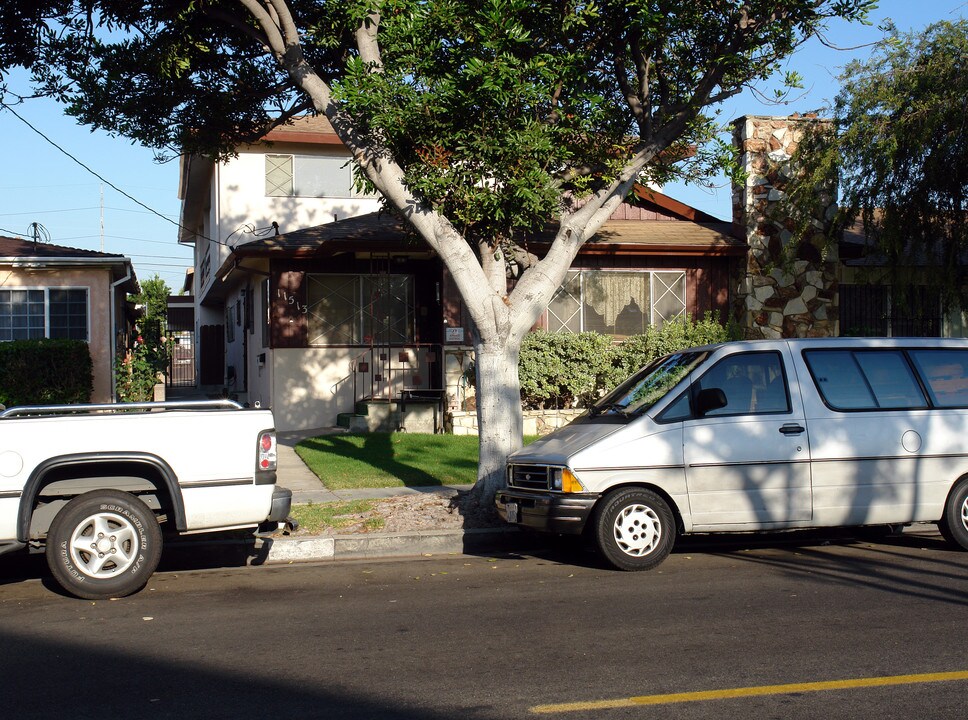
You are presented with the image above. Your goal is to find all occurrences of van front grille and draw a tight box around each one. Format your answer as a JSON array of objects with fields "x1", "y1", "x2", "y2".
[{"x1": 508, "y1": 464, "x2": 552, "y2": 490}]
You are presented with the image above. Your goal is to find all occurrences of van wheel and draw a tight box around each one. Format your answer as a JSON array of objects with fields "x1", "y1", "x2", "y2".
[
  {"x1": 593, "y1": 488, "x2": 675, "y2": 571},
  {"x1": 46, "y1": 490, "x2": 162, "y2": 600},
  {"x1": 938, "y1": 479, "x2": 968, "y2": 550}
]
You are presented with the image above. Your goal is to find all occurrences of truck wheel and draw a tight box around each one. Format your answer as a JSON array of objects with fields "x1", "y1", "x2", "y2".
[
  {"x1": 46, "y1": 490, "x2": 162, "y2": 600},
  {"x1": 593, "y1": 488, "x2": 675, "y2": 571},
  {"x1": 938, "y1": 479, "x2": 968, "y2": 550}
]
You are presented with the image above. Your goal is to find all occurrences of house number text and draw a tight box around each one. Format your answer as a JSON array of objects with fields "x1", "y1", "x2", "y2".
[{"x1": 277, "y1": 289, "x2": 308, "y2": 313}]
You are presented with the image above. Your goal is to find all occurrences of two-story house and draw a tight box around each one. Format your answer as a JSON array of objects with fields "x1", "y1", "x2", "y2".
[
  {"x1": 177, "y1": 115, "x2": 746, "y2": 430},
  {"x1": 178, "y1": 115, "x2": 383, "y2": 406}
]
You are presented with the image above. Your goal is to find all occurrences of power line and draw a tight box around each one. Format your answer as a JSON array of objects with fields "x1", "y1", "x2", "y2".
[
  {"x1": 0, "y1": 102, "x2": 225, "y2": 247},
  {"x1": 0, "y1": 207, "x2": 99, "y2": 217}
]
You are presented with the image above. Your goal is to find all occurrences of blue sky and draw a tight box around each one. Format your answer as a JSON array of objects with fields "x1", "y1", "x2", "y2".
[{"x1": 0, "y1": 1, "x2": 964, "y2": 292}]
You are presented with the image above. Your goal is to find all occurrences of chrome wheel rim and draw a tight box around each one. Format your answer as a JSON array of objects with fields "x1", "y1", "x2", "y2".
[
  {"x1": 960, "y1": 497, "x2": 968, "y2": 532},
  {"x1": 613, "y1": 503, "x2": 661, "y2": 557},
  {"x1": 68, "y1": 512, "x2": 139, "y2": 579}
]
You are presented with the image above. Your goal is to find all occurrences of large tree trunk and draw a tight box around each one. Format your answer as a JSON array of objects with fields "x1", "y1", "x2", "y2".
[{"x1": 468, "y1": 337, "x2": 524, "y2": 508}]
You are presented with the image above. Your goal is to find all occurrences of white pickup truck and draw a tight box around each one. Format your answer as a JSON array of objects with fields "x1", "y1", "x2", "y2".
[{"x1": 0, "y1": 399, "x2": 290, "y2": 599}]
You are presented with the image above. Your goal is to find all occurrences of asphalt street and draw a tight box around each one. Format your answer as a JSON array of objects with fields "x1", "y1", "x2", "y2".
[{"x1": 1, "y1": 529, "x2": 967, "y2": 720}]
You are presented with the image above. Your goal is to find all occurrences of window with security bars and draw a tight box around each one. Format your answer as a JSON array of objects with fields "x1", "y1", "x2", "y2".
[
  {"x1": 306, "y1": 274, "x2": 414, "y2": 345},
  {"x1": 266, "y1": 154, "x2": 375, "y2": 198},
  {"x1": 548, "y1": 270, "x2": 686, "y2": 337},
  {"x1": 841, "y1": 284, "x2": 941, "y2": 337},
  {"x1": 0, "y1": 288, "x2": 88, "y2": 342}
]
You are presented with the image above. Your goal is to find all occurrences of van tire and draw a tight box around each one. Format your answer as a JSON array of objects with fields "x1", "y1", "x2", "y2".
[
  {"x1": 593, "y1": 488, "x2": 675, "y2": 571},
  {"x1": 46, "y1": 490, "x2": 162, "y2": 600},
  {"x1": 938, "y1": 479, "x2": 968, "y2": 550}
]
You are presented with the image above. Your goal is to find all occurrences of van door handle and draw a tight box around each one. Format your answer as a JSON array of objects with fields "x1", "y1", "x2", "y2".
[{"x1": 779, "y1": 423, "x2": 805, "y2": 436}]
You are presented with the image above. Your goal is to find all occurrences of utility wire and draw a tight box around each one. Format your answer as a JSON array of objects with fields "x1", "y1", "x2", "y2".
[{"x1": 1, "y1": 101, "x2": 226, "y2": 247}]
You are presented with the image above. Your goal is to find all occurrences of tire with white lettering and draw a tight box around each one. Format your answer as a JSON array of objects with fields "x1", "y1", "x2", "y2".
[
  {"x1": 938, "y1": 478, "x2": 968, "y2": 550},
  {"x1": 46, "y1": 490, "x2": 162, "y2": 600},
  {"x1": 593, "y1": 487, "x2": 675, "y2": 571}
]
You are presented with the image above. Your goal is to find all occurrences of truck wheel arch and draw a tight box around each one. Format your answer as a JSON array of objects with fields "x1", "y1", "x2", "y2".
[{"x1": 17, "y1": 452, "x2": 186, "y2": 542}]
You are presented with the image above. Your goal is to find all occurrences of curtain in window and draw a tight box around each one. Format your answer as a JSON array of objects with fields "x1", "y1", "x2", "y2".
[{"x1": 584, "y1": 272, "x2": 649, "y2": 329}]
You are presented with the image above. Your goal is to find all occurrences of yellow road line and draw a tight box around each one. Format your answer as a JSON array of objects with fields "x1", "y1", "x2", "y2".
[{"x1": 530, "y1": 670, "x2": 968, "y2": 714}]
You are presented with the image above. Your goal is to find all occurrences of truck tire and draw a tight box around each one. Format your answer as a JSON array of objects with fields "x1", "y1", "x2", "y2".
[
  {"x1": 593, "y1": 487, "x2": 675, "y2": 571},
  {"x1": 45, "y1": 490, "x2": 162, "y2": 600},
  {"x1": 938, "y1": 478, "x2": 968, "y2": 550}
]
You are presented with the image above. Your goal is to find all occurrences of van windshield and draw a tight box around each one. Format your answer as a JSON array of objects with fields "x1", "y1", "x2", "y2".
[{"x1": 590, "y1": 350, "x2": 709, "y2": 417}]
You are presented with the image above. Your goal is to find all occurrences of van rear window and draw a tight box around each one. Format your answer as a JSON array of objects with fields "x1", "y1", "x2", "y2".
[
  {"x1": 909, "y1": 350, "x2": 968, "y2": 407},
  {"x1": 804, "y1": 349, "x2": 928, "y2": 411}
]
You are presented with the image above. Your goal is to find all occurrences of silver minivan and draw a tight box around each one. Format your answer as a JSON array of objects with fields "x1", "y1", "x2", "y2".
[{"x1": 496, "y1": 338, "x2": 968, "y2": 570}]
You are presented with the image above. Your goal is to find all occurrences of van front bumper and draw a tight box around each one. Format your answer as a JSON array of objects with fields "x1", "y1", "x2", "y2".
[{"x1": 495, "y1": 488, "x2": 599, "y2": 535}]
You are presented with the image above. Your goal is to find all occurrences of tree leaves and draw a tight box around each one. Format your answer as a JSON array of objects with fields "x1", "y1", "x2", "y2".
[{"x1": 788, "y1": 20, "x2": 968, "y2": 310}]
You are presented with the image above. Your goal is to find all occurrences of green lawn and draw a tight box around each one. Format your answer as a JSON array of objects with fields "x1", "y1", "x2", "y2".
[{"x1": 294, "y1": 433, "x2": 483, "y2": 489}]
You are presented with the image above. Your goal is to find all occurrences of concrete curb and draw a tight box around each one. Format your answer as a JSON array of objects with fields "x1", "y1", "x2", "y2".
[
  {"x1": 264, "y1": 526, "x2": 536, "y2": 562},
  {"x1": 164, "y1": 527, "x2": 542, "y2": 569}
]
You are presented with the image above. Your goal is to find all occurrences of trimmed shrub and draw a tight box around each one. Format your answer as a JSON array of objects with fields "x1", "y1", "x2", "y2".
[
  {"x1": 519, "y1": 332, "x2": 615, "y2": 409},
  {"x1": 0, "y1": 339, "x2": 93, "y2": 406},
  {"x1": 519, "y1": 313, "x2": 739, "y2": 410}
]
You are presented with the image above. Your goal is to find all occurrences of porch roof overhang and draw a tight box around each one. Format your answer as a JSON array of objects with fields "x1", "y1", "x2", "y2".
[{"x1": 213, "y1": 202, "x2": 746, "y2": 285}]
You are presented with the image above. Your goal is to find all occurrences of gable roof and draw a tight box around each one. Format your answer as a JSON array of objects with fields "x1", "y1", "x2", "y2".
[
  {"x1": 0, "y1": 235, "x2": 128, "y2": 260},
  {"x1": 0, "y1": 235, "x2": 139, "y2": 290}
]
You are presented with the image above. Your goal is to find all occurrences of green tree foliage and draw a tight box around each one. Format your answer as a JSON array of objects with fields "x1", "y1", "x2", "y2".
[
  {"x1": 786, "y1": 20, "x2": 968, "y2": 309},
  {"x1": 115, "y1": 274, "x2": 171, "y2": 402},
  {"x1": 131, "y1": 274, "x2": 170, "y2": 320}
]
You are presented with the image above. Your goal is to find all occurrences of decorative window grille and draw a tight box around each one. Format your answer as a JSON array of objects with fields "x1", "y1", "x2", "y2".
[
  {"x1": 306, "y1": 274, "x2": 414, "y2": 345},
  {"x1": 548, "y1": 270, "x2": 686, "y2": 337}
]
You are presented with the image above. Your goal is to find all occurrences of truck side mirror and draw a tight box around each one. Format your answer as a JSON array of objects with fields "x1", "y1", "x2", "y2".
[{"x1": 696, "y1": 388, "x2": 727, "y2": 417}]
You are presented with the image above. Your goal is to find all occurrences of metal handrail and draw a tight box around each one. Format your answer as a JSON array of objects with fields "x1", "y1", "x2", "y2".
[{"x1": 0, "y1": 399, "x2": 244, "y2": 418}]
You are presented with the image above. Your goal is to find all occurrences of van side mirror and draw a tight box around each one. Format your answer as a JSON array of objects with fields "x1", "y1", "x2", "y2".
[{"x1": 696, "y1": 388, "x2": 727, "y2": 417}]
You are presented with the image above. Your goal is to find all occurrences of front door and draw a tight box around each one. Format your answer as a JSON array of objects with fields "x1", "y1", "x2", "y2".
[{"x1": 683, "y1": 350, "x2": 812, "y2": 527}]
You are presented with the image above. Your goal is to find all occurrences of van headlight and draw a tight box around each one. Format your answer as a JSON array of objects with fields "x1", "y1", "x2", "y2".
[{"x1": 552, "y1": 467, "x2": 585, "y2": 493}]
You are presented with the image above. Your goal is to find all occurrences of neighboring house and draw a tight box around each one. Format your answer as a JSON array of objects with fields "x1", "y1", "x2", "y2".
[
  {"x1": 732, "y1": 114, "x2": 968, "y2": 341},
  {"x1": 0, "y1": 236, "x2": 138, "y2": 403}
]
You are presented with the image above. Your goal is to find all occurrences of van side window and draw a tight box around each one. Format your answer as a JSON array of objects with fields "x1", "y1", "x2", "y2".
[
  {"x1": 695, "y1": 352, "x2": 789, "y2": 417},
  {"x1": 804, "y1": 350, "x2": 927, "y2": 410},
  {"x1": 909, "y1": 350, "x2": 968, "y2": 407}
]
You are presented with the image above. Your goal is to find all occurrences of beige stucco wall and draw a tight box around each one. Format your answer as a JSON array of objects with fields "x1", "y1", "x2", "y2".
[
  {"x1": 270, "y1": 346, "x2": 435, "y2": 432},
  {"x1": 0, "y1": 266, "x2": 115, "y2": 403}
]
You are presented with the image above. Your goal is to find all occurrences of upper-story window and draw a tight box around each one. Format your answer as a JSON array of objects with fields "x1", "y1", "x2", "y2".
[
  {"x1": 265, "y1": 154, "x2": 375, "y2": 199},
  {"x1": 548, "y1": 270, "x2": 686, "y2": 337},
  {"x1": 0, "y1": 288, "x2": 89, "y2": 342}
]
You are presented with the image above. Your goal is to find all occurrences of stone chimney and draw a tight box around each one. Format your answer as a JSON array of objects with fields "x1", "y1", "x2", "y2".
[{"x1": 732, "y1": 115, "x2": 839, "y2": 338}]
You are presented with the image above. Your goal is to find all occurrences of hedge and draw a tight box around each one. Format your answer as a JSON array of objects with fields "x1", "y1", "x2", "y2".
[
  {"x1": 519, "y1": 313, "x2": 739, "y2": 410},
  {"x1": 0, "y1": 339, "x2": 93, "y2": 406}
]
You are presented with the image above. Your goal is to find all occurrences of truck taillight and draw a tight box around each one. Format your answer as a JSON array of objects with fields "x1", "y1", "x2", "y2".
[{"x1": 258, "y1": 431, "x2": 277, "y2": 471}]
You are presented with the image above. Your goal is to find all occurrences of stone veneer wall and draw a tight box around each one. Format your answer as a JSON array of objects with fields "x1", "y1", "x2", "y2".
[
  {"x1": 733, "y1": 115, "x2": 839, "y2": 338},
  {"x1": 448, "y1": 408, "x2": 585, "y2": 437}
]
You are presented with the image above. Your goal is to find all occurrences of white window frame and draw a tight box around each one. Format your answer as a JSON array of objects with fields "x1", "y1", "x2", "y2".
[{"x1": 0, "y1": 286, "x2": 91, "y2": 342}]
